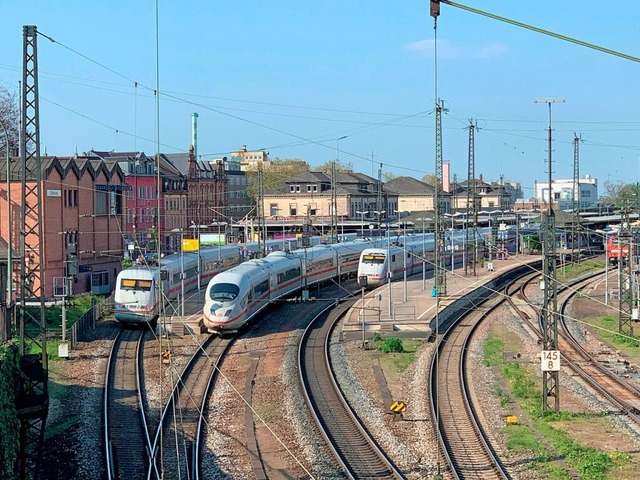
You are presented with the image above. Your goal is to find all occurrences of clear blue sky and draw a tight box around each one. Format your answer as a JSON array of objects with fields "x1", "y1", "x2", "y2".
[{"x1": 1, "y1": 1, "x2": 639, "y2": 199}]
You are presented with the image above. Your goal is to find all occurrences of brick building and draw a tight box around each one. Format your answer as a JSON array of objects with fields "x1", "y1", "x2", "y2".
[{"x1": 0, "y1": 155, "x2": 126, "y2": 298}]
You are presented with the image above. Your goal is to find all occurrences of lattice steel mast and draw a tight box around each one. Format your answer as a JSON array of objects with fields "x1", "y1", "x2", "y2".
[
  {"x1": 465, "y1": 119, "x2": 478, "y2": 276},
  {"x1": 330, "y1": 160, "x2": 337, "y2": 242},
  {"x1": 572, "y1": 133, "x2": 582, "y2": 263},
  {"x1": 618, "y1": 204, "x2": 634, "y2": 337},
  {"x1": 434, "y1": 99, "x2": 447, "y2": 296},
  {"x1": 16, "y1": 25, "x2": 48, "y2": 479},
  {"x1": 537, "y1": 98, "x2": 563, "y2": 412},
  {"x1": 257, "y1": 164, "x2": 265, "y2": 257}
]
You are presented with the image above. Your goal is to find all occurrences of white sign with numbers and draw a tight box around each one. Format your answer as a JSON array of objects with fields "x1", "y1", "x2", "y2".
[{"x1": 541, "y1": 350, "x2": 560, "y2": 371}]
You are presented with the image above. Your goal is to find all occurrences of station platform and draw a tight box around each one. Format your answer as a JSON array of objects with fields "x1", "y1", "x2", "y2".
[{"x1": 341, "y1": 255, "x2": 541, "y2": 339}]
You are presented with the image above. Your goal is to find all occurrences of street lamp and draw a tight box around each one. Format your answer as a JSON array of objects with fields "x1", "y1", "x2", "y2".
[
  {"x1": 210, "y1": 221, "x2": 227, "y2": 261},
  {"x1": 416, "y1": 217, "x2": 428, "y2": 290},
  {"x1": 208, "y1": 207, "x2": 234, "y2": 243},
  {"x1": 356, "y1": 211, "x2": 367, "y2": 238},
  {"x1": 373, "y1": 210, "x2": 386, "y2": 235},
  {"x1": 395, "y1": 210, "x2": 408, "y2": 303},
  {"x1": 190, "y1": 221, "x2": 207, "y2": 291},
  {"x1": 171, "y1": 227, "x2": 185, "y2": 316}
]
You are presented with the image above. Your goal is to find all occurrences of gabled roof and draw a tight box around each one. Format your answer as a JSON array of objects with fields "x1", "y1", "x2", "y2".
[
  {"x1": 160, "y1": 152, "x2": 190, "y2": 175},
  {"x1": 0, "y1": 155, "x2": 125, "y2": 182},
  {"x1": 384, "y1": 176, "x2": 436, "y2": 195},
  {"x1": 285, "y1": 171, "x2": 330, "y2": 183}
]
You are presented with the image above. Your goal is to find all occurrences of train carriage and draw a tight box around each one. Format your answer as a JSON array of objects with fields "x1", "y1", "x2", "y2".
[
  {"x1": 115, "y1": 238, "x2": 295, "y2": 324},
  {"x1": 202, "y1": 239, "x2": 376, "y2": 333}
]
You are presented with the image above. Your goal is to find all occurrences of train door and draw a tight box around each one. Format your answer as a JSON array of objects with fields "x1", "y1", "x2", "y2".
[{"x1": 404, "y1": 247, "x2": 417, "y2": 275}]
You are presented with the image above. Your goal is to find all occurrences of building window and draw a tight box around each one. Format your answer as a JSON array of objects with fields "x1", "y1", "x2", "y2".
[
  {"x1": 270, "y1": 204, "x2": 279, "y2": 216},
  {"x1": 295, "y1": 185, "x2": 301, "y2": 192},
  {"x1": 290, "y1": 185, "x2": 295, "y2": 193},
  {"x1": 64, "y1": 189, "x2": 78, "y2": 208},
  {"x1": 95, "y1": 191, "x2": 109, "y2": 215},
  {"x1": 313, "y1": 185, "x2": 318, "y2": 192},
  {"x1": 289, "y1": 203, "x2": 298, "y2": 216},
  {"x1": 307, "y1": 185, "x2": 312, "y2": 192}
]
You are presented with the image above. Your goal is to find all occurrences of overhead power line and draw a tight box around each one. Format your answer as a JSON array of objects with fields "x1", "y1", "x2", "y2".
[{"x1": 442, "y1": 1, "x2": 640, "y2": 63}]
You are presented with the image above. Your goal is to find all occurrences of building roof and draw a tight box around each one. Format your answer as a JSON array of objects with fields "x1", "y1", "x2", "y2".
[{"x1": 384, "y1": 176, "x2": 437, "y2": 195}]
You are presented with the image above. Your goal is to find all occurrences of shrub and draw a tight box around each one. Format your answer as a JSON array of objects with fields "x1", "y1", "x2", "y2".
[
  {"x1": 379, "y1": 337, "x2": 404, "y2": 353},
  {"x1": 0, "y1": 344, "x2": 19, "y2": 478}
]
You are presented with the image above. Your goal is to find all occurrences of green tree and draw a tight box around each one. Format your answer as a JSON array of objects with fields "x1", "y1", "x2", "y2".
[
  {"x1": 382, "y1": 172, "x2": 398, "y2": 182},
  {"x1": 0, "y1": 86, "x2": 19, "y2": 155},
  {"x1": 601, "y1": 180, "x2": 640, "y2": 208},
  {"x1": 421, "y1": 173, "x2": 439, "y2": 188},
  {"x1": 313, "y1": 159, "x2": 353, "y2": 173}
]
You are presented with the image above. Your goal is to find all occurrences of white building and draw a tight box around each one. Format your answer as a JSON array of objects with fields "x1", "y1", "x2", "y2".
[{"x1": 534, "y1": 175, "x2": 597, "y2": 211}]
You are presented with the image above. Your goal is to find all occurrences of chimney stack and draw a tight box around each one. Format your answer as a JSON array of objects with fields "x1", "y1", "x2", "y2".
[{"x1": 192, "y1": 112, "x2": 199, "y2": 159}]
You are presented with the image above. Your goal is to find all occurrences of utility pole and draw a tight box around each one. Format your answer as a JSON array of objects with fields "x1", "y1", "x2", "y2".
[
  {"x1": 465, "y1": 119, "x2": 478, "y2": 276},
  {"x1": 17, "y1": 25, "x2": 48, "y2": 479},
  {"x1": 377, "y1": 161, "x2": 383, "y2": 217},
  {"x1": 572, "y1": 133, "x2": 582, "y2": 263},
  {"x1": 535, "y1": 97, "x2": 564, "y2": 413},
  {"x1": 434, "y1": 99, "x2": 447, "y2": 296}
]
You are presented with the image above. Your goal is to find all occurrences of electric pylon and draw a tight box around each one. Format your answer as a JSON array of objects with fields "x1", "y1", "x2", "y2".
[
  {"x1": 618, "y1": 203, "x2": 635, "y2": 337},
  {"x1": 434, "y1": 99, "x2": 447, "y2": 296},
  {"x1": 465, "y1": 119, "x2": 478, "y2": 276},
  {"x1": 16, "y1": 25, "x2": 48, "y2": 479},
  {"x1": 257, "y1": 164, "x2": 265, "y2": 257},
  {"x1": 536, "y1": 98, "x2": 563, "y2": 412},
  {"x1": 572, "y1": 133, "x2": 582, "y2": 263}
]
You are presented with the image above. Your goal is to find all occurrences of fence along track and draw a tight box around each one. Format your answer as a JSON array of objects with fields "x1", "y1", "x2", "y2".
[
  {"x1": 104, "y1": 328, "x2": 155, "y2": 479},
  {"x1": 299, "y1": 300, "x2": 404, "y2": 479}
]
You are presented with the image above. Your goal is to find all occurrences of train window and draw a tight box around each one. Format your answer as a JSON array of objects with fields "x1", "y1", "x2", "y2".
[
  {"x1": 138, "y1": 280, "x2": 152, "y2": 291},
  {"x1": 209, "y1": 283, "x2": 240, "y2": 301},
  {"x1": 254, "y1": 280, "x2": 269, "y2": 297},
  {"x1": 277, "y1": 267, "x2": 301, "y2": 284},
  {"x1": 362, "y1": 254, "x2": 385, "y2": 265}
]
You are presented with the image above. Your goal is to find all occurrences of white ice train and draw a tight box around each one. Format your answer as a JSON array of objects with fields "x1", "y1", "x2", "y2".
[
  {"x1": 357, "y1": 229, "x2": 490, "y2": 288},
  {"x1": 114, "y1": 237, "x2": 324, "y2": 324},
  {"x1": 202, "y1": 239, "x2": 376, "y2": 332}
]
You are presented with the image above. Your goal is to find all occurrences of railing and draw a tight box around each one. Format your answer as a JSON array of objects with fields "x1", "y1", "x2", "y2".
[{"x1": 67, "y1": 296, "x2": 114, "y2": 349}]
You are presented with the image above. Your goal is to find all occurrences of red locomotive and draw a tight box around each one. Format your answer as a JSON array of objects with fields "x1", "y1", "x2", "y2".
[{"x1": 607, "y1": 235, "x2": 630, "y2": 265}]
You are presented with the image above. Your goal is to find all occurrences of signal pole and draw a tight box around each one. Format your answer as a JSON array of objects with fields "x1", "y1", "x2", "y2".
[{"x1": 535, "y1": 97, "x2": 564, "y2": 413}]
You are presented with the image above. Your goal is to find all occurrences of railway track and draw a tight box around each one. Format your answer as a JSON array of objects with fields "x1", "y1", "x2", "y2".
[
  {"x1": 147, "y1": 334, "x2": 232, "y2": 480},
  {"x1": 299, "y1": 299, "x2": 404, "y2": 479},
  {"x1": 429, "y1": 275, "x2": 526, "y2": 479},
  {"x1": 104, "y1": 328, "x2": 155, "y2": 480},
  {"x1": 511, "y1": 271, "x2": 640, "y2": 421}
]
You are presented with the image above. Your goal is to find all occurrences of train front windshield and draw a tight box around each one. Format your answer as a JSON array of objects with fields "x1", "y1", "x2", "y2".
[
  {"x1": 209, "y1": 283, "x2": 240, "y2": 301},
  {"x1": 362, "y1": 253, "x2": 386, "y2": 265},
  {"x1": 120, "y1": 279, "x2": 153, "y2": 291}
]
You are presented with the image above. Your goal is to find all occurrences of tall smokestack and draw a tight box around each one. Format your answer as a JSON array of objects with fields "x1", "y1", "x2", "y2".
[{"x1": 191, "y1": 112, "x2": 199, "y2": 159}]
